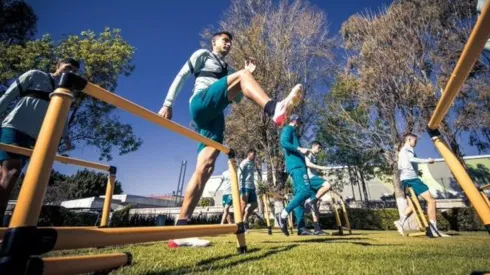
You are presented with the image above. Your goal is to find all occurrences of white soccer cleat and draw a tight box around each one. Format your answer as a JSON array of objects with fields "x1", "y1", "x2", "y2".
[
  {"x1": 272, "y1": 84, "x2": 304, "y2": 126},
  {"x1": 431, "y1": 228, "x2": 451, "y2": 238},
  {"x1": 394, "y1": 220, "x2": 405, "y2": 236}
]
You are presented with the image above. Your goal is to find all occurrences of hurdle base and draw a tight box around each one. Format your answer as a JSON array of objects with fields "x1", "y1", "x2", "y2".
[
  {"x1": 0, "y1": 226, "x2": 57, "y2": 256},
  {"x1": 407, "y1": 232, "x2": 427, "y2": 237},
  {"x1": 237, "y1": 246, "x2": 248, "y2": 254},
  {"x1": 0, "y1": 256, "x2": 42, "y2": 275}
]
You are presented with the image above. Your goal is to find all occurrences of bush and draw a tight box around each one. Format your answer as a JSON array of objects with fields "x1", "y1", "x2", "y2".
[
  {"x1": 300, "y1": 208, "x2": 485, "y2": 231},
  {"x1": 37, "y1": 205, "x2": 98, "y2": 226},
  {"x1": 31, "y1": 205, "x2": 486, "y2": 232}
]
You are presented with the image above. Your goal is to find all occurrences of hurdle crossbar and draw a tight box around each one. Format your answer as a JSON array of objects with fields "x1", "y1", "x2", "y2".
[
  {"x1": 426, "y1": 0, "x2": 490, "y2": 234},
  {"x1": 0, "y1": 143, "x2": 116, "y2": 228},
  {"x1": 0, "y1": 224, "x2": 236, "y2": 251}
]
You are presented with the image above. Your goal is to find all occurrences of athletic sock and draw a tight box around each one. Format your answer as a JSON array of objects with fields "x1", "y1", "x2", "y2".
[
  {"x1": 400, "y1": 215, "x2": 408, "y2": 225},
  {"x1": 264, "y1": 100, "x2": 277, "y2": 117},
  {"x1": 313, "y1": 222, "x2": 321, "y2": 231},
  {"x1": 280, "y1": 209, "x2": 288, "y2": 219},
  {"x1": 429, "y1": 220, "x2": 437, "y2": 230}
]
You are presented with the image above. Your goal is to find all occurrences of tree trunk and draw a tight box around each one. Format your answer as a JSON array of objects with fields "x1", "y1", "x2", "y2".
[{"x1": 359, "y1": 169, "x2": 369, "y2": 202}]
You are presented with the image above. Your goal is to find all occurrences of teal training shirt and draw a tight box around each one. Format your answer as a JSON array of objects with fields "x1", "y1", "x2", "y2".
[
  {"x1": 280, "y1": 125, "x2": 306, "y2": 172},
  {"x1": 0, "y1": 70, "x2": 69, "y2": 139}
]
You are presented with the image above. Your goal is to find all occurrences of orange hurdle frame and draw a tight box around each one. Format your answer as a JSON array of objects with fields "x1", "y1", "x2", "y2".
[
  {"x1": 261, "y1": 194, "x2": 273, "y2": 235},
  {"x1": 426, "y1": 0, "x2": 490, "y2": 234},
  {"x1": 0, "y1": 74, "x2": 247, "y2": 274},
  {"x1": 330, "y1": 191, "x2": 352, "y2": 236},
  {"x1": 0, "y1": 143, "x2": 116, "y2": 228}
]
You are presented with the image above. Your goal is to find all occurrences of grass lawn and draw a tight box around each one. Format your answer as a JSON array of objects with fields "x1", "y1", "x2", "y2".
[{"x1": 49, "y1": 229, "x2": 490, "y2": 274}]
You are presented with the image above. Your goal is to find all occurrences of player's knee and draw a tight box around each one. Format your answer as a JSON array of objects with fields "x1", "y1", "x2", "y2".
[
  {"x1": 198, "y1": 157, "x2": 215, "y2": 175},
  {"x1": 238, "y1": 69, "x2": 252, "y2": 79},
  {"x1": 2, "y1": 167, "x2": 20, "y2": 183}
]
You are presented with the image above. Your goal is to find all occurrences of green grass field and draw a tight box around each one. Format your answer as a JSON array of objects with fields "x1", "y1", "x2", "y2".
[{"x1": 50, "y1": 230, "x2": 490, "y2": 275}]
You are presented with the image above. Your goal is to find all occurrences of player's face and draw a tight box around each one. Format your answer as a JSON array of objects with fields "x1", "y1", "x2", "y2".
[
  {"x1": 312, "y1": 144, "x2": 321, "y2": 154},
  {"x1": 248, "y1": 152, "x2": 256, "y2": 161},
  {"x1": 213, "y1": 34, "x2": 232, "y2": 55},
  {"x1": 409, "y1": 137, "x2": 418, "y2": 147}
]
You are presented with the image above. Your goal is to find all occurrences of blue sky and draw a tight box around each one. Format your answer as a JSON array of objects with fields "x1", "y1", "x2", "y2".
[{"x1": 26, "y1": 0, "x2": 480, "y2": 196}]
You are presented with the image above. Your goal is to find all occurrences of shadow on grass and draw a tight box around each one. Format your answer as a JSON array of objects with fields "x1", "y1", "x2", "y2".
[
  {"x1": 144, "y1": 245, "x2": 298, "y2": 275},
  {"x1": 345, "y1": 242, "x2": 403, "y2": 247},
  {"x1": 255, "y1": 231, "x2": 369, "y2": 236},
  {"x1": 261, "y1": 237, "x2": 369, "y2": 244}
]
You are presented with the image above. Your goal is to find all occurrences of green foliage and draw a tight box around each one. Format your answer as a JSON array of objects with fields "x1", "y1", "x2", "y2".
[
  {"x1": 9, "y1": 169, "x2": 123, "y2": 203},
  {"x1": 197, "y1": 197, "x2": 215, "y2": 207},
  {"x1": 0, "y1": 27, "x2": 142, "y2": 161},
  {"x1": 66, "y1": 169, "x2": 123, "y2": 199},
  {"x1": 300, "y1": 208, "x2": 485, "y2": 232},
  {"x1": 255, "y1": 179, "x2": 269, "y2": 196},
  {"x1": 37, "y1": 205, "x2": 98, "y2": 226},
  {"x1": 0, "y1": 0, "x2": 37, "y2": 44}
]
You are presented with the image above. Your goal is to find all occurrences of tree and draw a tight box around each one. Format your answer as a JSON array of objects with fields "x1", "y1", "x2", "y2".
[
  {"x1": 0, "y1": 28, "x2": 143, "y2": 160},
  {"x1": 315, "y1": 75, "x2": 389, "y2": 202},
  {"x1": 67, "y1": 169, "x2": 123, "y2": 199},
  {"x1": 339, "y1": 0, "x2": 482, "y2": 200},
  {"x1": 9, "y1": 170, "x2": 70, "y2": 204},
  {"x1": 0, "y1": 0, "x2": 37, "y2": 44},
  {"x1": 204, "y1": 0, "x2": 337, "y2": 192}
]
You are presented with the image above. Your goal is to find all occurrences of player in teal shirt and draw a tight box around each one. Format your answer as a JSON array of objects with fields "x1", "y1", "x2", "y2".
[
  {"x1": 278, "y1": 115, "x2": 315, "y2": 236},
  {"x1": 0, "y1": 58, "x2": 78, "y2": 223}
]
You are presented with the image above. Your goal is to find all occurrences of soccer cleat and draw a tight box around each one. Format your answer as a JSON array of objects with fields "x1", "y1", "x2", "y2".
[
  {"x1": 278, "y1": 216, "x2": 290, "y2": 236},
  {"x1": 429, "y1": 225, "x2": 451, "y2": 238},
  {"x1": 297, "y1": 228, "x2": 313, "y2": 236},
  {"x1": 272, "y1": 84, "x2": 303, "y2": 126},
  {"x1": 314, "y1": 230, "x2": 327, "y2": 236},
  {"x1": 394, "y1": 220, "x2": 405, "y2": 236}
]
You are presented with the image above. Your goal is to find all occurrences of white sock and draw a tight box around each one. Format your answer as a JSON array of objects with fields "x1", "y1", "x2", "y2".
[
  {"x1": 429, "y1": 220, "x2": 437, "y2": 230},
  {"x1": 280, "y1": 209, "x2": 288, "y2": 219},
  {"x1": 399, "y1": 215, "x2": 408, "y2": 225}
]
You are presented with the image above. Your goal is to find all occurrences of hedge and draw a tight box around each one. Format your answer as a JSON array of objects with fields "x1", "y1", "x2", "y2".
[{"x1": 27, "y1": 206, "x2": 486, "y2": 232}]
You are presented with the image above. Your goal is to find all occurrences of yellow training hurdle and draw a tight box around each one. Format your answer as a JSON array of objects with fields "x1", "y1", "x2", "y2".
[
  {"x1": 426, "y1": 0, "x2": 490, "y2": 234},
  {"x1": 0, "y1": 143, "x2": 116, "y2": 228},
  {"x1": 0, "y1": 74, "x2": 247, "y2": 274}
]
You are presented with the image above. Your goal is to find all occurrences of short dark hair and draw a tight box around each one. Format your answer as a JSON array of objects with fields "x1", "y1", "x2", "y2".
[
  {"x1": 212, "y1": 31, "x2": 233, "y2": 41},
  {"x1": 311, "y1": 141, "x2": 323, "y2": 148},
  {"x1": 59, "y1": 58, "x2": 80, "y2": 69},
  {"x1": 404, "y1": 133, "x2": 417, "y2": 140},
  {"x1": 247, "y1": 149, "x2": 256, "y2": 155}
]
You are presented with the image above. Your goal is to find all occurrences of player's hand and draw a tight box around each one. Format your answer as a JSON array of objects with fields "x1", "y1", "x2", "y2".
[
  {"x1": 158, "y1": 106, "x2": 172, "y2": 120},
  {"x1": 428, "y1": 158, "x2": 434, "y2": 164},
  {"x1": 244, "y1": 57, "x2": 256, "y2": 74},
  {"x1": 321, "y1": 166, "x2": 329, "y2": 171},
  {"x1": 298, "y1": 147, "x2": 310, "y2": 155}
]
